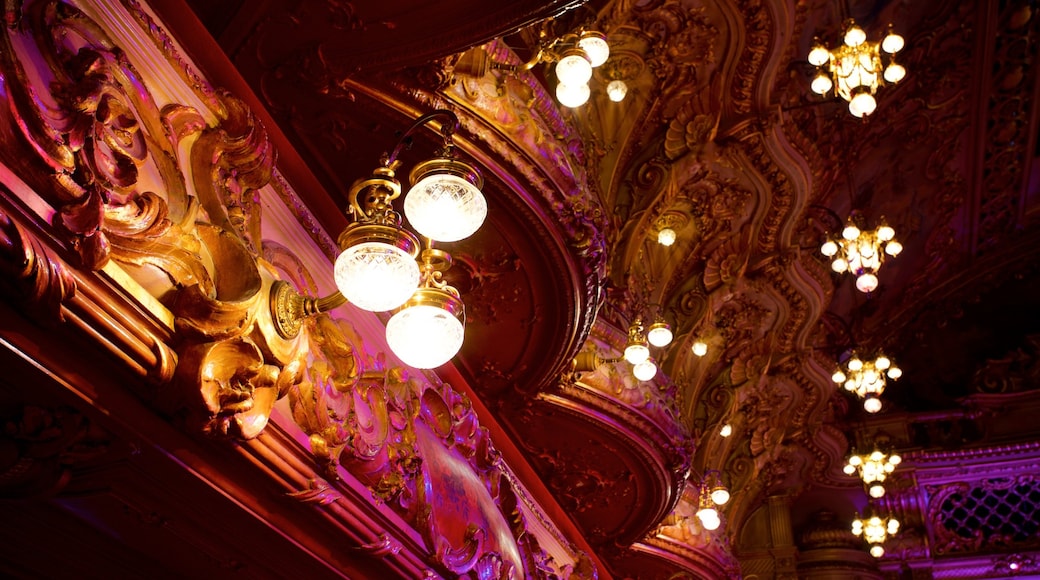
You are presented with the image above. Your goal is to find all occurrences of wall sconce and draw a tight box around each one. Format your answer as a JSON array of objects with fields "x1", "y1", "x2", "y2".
[
  {"x1": 457, "y1": 27, "x2": 611, "y2": 108},
  {"x1": 831, "y1": 352, "x2": 901, "y2": 413},
  {"x1": 808, "y1": 21, "x2": 906, "y2": 117},
  {"x1": 704, "y1": 470, "x2": 730, "y2": 506},
  {"x1": 852, "y1": 512, "x2": 900, "y2": 557},
  {"x1": 270, "y1": 110, "x2": 486, "y2": 369},
  {"x1": 844, "y1": 449, "x2": 901, "y2": 498},
  {"x1": 694, "y1": 483, "x2": 723, "y2": 531},
  {"x1": 820, "y1": 216, "x2": 902, "y2": 293},
  {"x1": 624, "y1": 312, "x2": 673, "y2": 381},
  {"x1": 624, "y1": 319, "x2": 659, "y2": 381}
]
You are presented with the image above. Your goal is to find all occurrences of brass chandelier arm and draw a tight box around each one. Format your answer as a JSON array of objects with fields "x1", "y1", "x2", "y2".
[
  {"x1": 386, "y1": 109, "x2": 461, "y2": 166},
  {"x1": 270, "y1": 280, "x2": 349, "y2": 339}
]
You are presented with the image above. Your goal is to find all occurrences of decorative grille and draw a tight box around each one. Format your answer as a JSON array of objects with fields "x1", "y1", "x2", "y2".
[{"x1": 933, "y1": 477, "x2": 1040, "y2": 553}]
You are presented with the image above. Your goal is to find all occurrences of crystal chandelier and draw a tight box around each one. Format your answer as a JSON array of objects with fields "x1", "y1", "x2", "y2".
[
  {"x1": 820, "y1": 217, "x2": 902, "y2": 293},
  {"x1": 808, "y1": 21, "x2": 906, "y2": 117},
  {"x1": 832, "y1": 352, "x2": 902, "y2": 413},
  {"x1": 852, "y1": 512, "x2": 900, "y2": 558},
  {"x1": 844, "y1": 449, "x2": 901, "y2": 498},
  {"x1": 270, "y1": 109, "x2": 485, "y2": 369}
]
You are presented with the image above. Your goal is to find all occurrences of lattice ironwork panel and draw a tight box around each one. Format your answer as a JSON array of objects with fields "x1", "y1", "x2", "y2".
[{"x1": 929, "y1": 477, "x2": 1040, "y2": 555}]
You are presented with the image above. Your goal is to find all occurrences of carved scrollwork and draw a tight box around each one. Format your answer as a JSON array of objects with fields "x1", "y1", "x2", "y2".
[{"x1": 0, "y1": 208, "x2": 77, "y2": 321}]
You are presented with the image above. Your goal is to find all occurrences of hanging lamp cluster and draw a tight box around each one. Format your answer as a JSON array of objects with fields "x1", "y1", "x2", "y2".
[
  {"x1": 807, "y1": 20, "x2": 906, "y2": 117},
  {"x1": 852, "y1": 512, "x2": 900, "y2": 558},
  {"x1": 271, "y1": 109, "x2": 486, "y2": 369},
  {"x1": 820, "y1": 217, "x2": 902, "y2": 293},
  {"x1": 845, "y1": 449, "x2": 901, "y2": 498},
  {"x1": 832, "y1": 352, "x2": 902, "y2": 413}
]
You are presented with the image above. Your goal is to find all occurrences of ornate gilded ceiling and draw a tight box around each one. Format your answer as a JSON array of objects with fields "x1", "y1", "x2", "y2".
[{"x1": 179, "y1": 0, "x2": 1040, "y2": 575}]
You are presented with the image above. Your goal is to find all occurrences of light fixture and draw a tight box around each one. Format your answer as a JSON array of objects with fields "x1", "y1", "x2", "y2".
[
  {"x1": 852, "y1": 512, "x2": 899, "y2": 558},
  {"x1": 692, "y1": 340, "x2": 708, "y2": 357},
  {"x1": 385, "y1": 249, "x2": 466, "y2": 369},
  {"x1": 831, "y1": 352, "x2": 901, "y2": 413},
  {"x1": 647, "y1": 316, "x2": 673, "y2": 348},
  {"x1": 508, "y1": 27, "x2": 611, "y2": 108},
  {"x1": 695, "y1": 482, "x2": 722, "y2": 531},
  {"x1": 844, "y1": 449, "x2": 901, "y2": 498},
  {"x1": 606, "y1": 79, "x2": 628, "y2": 102},
  {"x1": 633, "y1": 358, "x2": 658, "y2": 381},
  {"x1": 653, "y1": 212, "x2": 688, "y2": 247},
  {"x1": 705, "y1": 470, "x2": 730, "y2": 506},
  {"x1": 623, "y1": 319, "x2": 650, "y2": 365},
  {"x1": 269, "y1": 110, "x2": 485, "y2": 370},
  {"x1": 719, "y1": 423, "x2": 733, "y2": 438},
  {"x1": 808, "y1": 21, "x2": 906, "y2": 117},
  {"x1": 820, "y1": 217, "x2": 902, "y2": 293}
]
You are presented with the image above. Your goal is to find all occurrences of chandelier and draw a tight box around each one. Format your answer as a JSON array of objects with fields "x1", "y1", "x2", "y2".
[
  {"x1": 270, "y1": 109, "x2": 486, "y2": 369},
  {"x1": 852, "y1": 512, "x2": 900, "y2": 558},
  {"x1": 832, "y1": 352, "x2": 902, "y2": 413},
  {"x1": 844, "y1": 449, "x2": 901, "y2": 498},
  {"x1": 808, "y1": 20, "x2": 906, "y2": 117},
  {"x1": 820, "y1": 217, "x2": 902, "y2": 293}
]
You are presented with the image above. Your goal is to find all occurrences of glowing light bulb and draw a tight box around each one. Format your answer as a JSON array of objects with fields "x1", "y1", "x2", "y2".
[
  {"x1": 606, "y1": 79, "x2": 628, "y2": 102},
  {"x1": 556, "y1": 82, "x2": 591, "y2": 108},
  {"x1": 633, "y1": 359, "x2": 658, "y2": 381},
  {"x1": 808, "y1": 45, "x2": 830, "y2": 66}
]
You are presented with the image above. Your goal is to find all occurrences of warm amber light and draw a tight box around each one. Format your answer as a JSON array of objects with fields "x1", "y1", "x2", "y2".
[
  {"x1": 386, "y1": 288, "x2": 464, "y2": 369},
  {"x1": 334, "y1": 242, "x2": 420, "y2": 312},
  {"x1": 556, "y1": 82, "x2": 591, "y2": 108},
  {"x1": 692, "y1": 341, "x2": 708, "y2": 357},
  {"x1": 577, "y1": 31, "x2": 610, "y2": 67},
  {"x1": 633, "y1": 359, "x2": 658, "y2": 381},
  {"x1": 647, "y1": 320, "x2": 673, "y2": 347},
  {"x1": 405, "y1": 158, "x2": 486, "y2": 243},
  {"x1": 657, "y1": 227, "x2": 677, "y2": 246},
  {"x1": 555, "y1": 49, "x2": 593, "y2": 85},
  {"x1": 606, "y1": 79, "x2": 628, "y2": 102}
]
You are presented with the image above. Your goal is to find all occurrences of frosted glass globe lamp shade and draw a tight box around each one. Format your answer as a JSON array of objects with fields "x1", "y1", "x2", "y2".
[
  {"x1": 881, "y1": 32, "x2": 905, "y2": 54},
  {"x1": 711, "y1": 487, "x2": 730, "y2": 506},
  {"x1": 647, "y1": 321, "x2": 673, "y2": 347},
  {"x1": 577, "y1": 31, "x2": 610, "y2": 67},
  {"x1": 405, "y1": 156, "x2": 486, "y2": 242},
  {"x1": 555, "y1": 49, "x2": 593, "y2": 85},
  {"x1": 624, "y1": 340, "x2": 650, "y2": 365},
  {"x1": 386, "y1": 287, "x2": 465, "y2": 369},
  {"x1": 633, "y1": 359, "x2": 658, "y2": 381},
  {"x1": 696, "y1": 507, "x2": 721, "y2": 530},
  {"x1": 606, "y1": 79, "x2": 628, "y2": 102},
  {"x1": 556, "y1": 82, "x2": 591, "y2": 107},
  {"x1": 849, "y1": 91, "x2": 877, "y2": 117},
  {"x1": 812, "y1": 73, "x2": 834, "y2": 95},
  {"x1": 334, "y1": 224, "x2": 421, "y2": 312},
  {"x1": 808, "y1": 44, "x2": 830, "y2": 66},
  {"x1": 657, "y1": 226, "x2": 677, "y2": 246}
]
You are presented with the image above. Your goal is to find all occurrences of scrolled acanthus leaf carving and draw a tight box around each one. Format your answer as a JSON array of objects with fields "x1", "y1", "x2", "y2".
[{"x1": 0, "y1": 208, "x2": 77, "y2": 321}]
